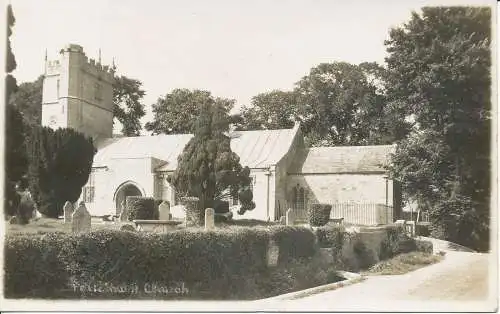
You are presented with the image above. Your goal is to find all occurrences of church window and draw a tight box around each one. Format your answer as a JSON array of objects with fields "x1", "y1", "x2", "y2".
[
  {"x1": 94, "y1": 83, "x2": 102, "y2": 102},
  {"x1": 83, "y1": 170, "x2": 95, "y2": 203},
  {"x1": 292, "y1": 184, "x2": 307, "y2": 211}
]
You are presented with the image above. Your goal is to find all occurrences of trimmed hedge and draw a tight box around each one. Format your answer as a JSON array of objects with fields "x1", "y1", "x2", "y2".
[
  {"x1": 126, "y1": 196, "x2": 158, "y2": 221},
  {"x1": 416, "y1": 222, "x2": 431, "y2": 237},
  {"x1": 4, "y1": 233, "x2": 68, "y2": 298},
  {"x1": 308, "y1": 203, "x2": 332, "y2": 227},
  {"x1": 4, "y1": 226, "x2": 316, "y2": 299}
]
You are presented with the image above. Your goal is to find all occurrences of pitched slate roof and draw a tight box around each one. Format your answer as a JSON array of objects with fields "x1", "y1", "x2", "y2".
[
  {"x1": 93, "y1": 126, "x2": 300, "y2": 171},
  {"x1": 288, "y1": 145, "x2": 395, "y2": 174}
]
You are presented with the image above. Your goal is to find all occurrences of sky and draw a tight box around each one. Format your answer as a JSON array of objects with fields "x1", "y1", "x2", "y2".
[{"x1": 8, "y1": 0, "x2": 495, "y2": 129}]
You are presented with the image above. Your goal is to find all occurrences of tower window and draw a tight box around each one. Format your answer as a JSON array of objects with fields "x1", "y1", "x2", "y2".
[{"x1": 94, "y1": 83, "x2": 102, "y2": 101}]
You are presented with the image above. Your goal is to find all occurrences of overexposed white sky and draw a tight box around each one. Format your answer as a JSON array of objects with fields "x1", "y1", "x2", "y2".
[{"x1": 9, "y1": 0, "x2": 495, "y2": 128}]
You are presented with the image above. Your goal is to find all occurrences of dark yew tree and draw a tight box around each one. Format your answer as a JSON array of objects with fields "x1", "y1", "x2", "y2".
[
  {"x1": 168, "y1": 102, "x2": 255, "y2": 224},
  {"x1": 4, "y1": 4, "x2": 28, "y2": 218},
  {"x1": 386, "y1": 7, "x2": 491, "y2": 251},
  {"x1": 26, "y1": 127, "x2": 96, "y2": 218}
]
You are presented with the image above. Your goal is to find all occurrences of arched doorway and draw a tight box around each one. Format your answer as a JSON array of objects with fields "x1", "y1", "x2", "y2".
[{"x1": 114, "y1": 182, "x2": 143, "y2": 215}]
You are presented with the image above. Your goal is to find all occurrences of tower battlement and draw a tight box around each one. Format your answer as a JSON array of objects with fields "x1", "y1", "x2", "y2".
[
  {"x1": 45, "y1": 44, "x2": 115, "y2": 83},
  {"x1": 42, "y1": 44, "x2": 115, "y2": 140}
]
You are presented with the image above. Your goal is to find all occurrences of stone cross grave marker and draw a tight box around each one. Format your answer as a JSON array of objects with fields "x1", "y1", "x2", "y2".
[
  {"x1": 63, "y1": 201, "x2": 74, "y2": 224},
  {"x1": 267, "y1": 239, "x2": 279, "y2": 267},
  {"x1": 159, "y1": 201, "x2": 171, "y2": 220},
  {"x1": 205, "y1": 208, "x2": 215, "y2": 230},
  {"x1": 286, "y1": 208, "x2": 294, "y2": 226},
  {"x1": 72, "y1": 203, "x2": 91, "y2": 233}
]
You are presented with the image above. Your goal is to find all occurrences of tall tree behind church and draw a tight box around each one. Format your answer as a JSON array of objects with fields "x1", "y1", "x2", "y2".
[
  {"x1": 386, "y1": 7, "x2": 491, "y2": 251},
  {"x1": 237, "y1": 62, "x2": 410, "y2": 146},
  {"x1": 145, "y1": 89, "x2": 237, "y2": 135},
  {"x1": 113, "y1": 74, "x2": 146, "y2": 136},
  {"x1": 4, "y1": 4, "x2": 28, "y2": 217}
]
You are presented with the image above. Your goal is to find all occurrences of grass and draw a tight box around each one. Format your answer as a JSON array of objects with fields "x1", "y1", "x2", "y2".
[
  {"x1": 362, "y1": 252, "x2": 444, "y2": 276},
  {"x1": 5, "y1": 217, "x2": 124, "y2": 235}
]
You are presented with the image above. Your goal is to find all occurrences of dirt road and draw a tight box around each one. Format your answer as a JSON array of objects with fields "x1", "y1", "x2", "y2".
[{"x1": 258, "y1": 251, "x2": 496, "y2": 312}]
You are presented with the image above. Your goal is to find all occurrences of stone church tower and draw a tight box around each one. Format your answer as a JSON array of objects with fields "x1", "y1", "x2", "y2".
[{"x1": 42, "y1": 44, "x2": 115, "y2": 140}]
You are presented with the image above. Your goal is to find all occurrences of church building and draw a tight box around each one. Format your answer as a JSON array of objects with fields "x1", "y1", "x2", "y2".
[{"x1": 42, "y1": 44, "x2": 402, "y2": 224}]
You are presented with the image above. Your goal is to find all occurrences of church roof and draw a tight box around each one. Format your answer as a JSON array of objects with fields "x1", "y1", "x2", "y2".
[
  {"x1": 93, "y1": 126, "x2": 300, "y2": 171},
  {"x1": 288, "y1": 145, "x2": 395, "y2": 174}
]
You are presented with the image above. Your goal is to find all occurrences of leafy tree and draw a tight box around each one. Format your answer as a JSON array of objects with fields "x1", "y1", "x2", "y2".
[
  {"x1": 145, "y1": 89, "x2": 236, "y2": 135},
  {"x1": 168, "y1": 102, "x2": 255, "y2": 224},
  {"x1": 113, "y1": 74, "x2": 146, "y2": 136},
  {"x1": 237, "y1": 90, "x2": 297, "y2": 130},
  {"x1": 10, "y1": 75, "x2": 43, "y2": 127},
  {"x1": 386, "y1": 7, "x2": 491, "y2": 251},
  {"x1": 26, "y1": 127, "x2": 96, "y2": 218},
  {"x1": 294, "y1": 62, "x2": 407, "y2": 146},
  {"x1": 4, "y1": 4, "x2": 28, "y2": 218}
]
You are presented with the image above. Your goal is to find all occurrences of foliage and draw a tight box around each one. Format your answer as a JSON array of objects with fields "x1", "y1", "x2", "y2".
[
  {"x1": 126, "y1": 196, "x2": 158, "y2": 220},
  {"x1": 365, "y1": 252, "x2": 442, "y2": 275},
  {"x1": 4, "y1": 234, "x2": 69, "y2": 298},
  {"x1": 112, "y1": 74, "x2": 146, "y2": 136},
  {"x1": 379, "y1": 224, "x2": 417, "y2": 260},
  {"x1": 4, "y1": 226, "x2": 317, "y2": 299},
  {"x1": 415, "y1": 239, "x2": 433, "y2": 254},
  {"x1": 168, "y1": 101, "x2": 255, "y2": 220},
  {"x1": 4, "y1": 4, "x2": 28, "y2": 218},
  {"x1": 385, "y1": 7, "x2": 491, "y2": 251},
  {"x1": 237, "y1": 90, "x2": 297, "y2": 130},
  {"x1": 9, "y1": 75, "x2": 43, "y2": 127},
  {"x1": 26, "y1": 127, "x2": 96, "y2": 218},
  {"x1": 145, "y1": 89, "x2": 237, "y2": 135},
  {"x1": 415, "y1": 222, "x2": 431, "y2": 237},
  {"x1": 308, "y1": 203, "x2": 332, "y2": 227},
  {"x1": 269, "y1": 226, "x2": 317, "y2": 264},
  {"x1": 294, "y1": 62, "x2": 409, "y2": 146}
]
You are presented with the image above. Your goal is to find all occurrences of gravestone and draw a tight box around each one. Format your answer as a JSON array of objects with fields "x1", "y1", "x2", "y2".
[
  {"x1": 286, "y1": 208, "x2": 294, "y2": 226},
  {"x1": 119, "y1": 201, "x2": 128, "y2": 222},
  {"x1": 63, "y1": 201, "x2": 74, "y2": 224},
  {"x1": 279, "y1": 216, "x2": 286, "y2": 225},
  {"x1": 72, "y1": 203, "x2": 91, "y2": 233},
  {"x1": 159, "y1": 201, "x2": 171, "y2": 221},
  {"x1": 267, "y1": 239, "x2": 279, "y2": 267},
  {"x1": 205, "y1": 208, "x2": 215, "y2": 230}
]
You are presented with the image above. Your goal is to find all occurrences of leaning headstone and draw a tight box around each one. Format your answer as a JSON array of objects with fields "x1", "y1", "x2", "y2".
[
  {"x1": 72, "y1": 203, "x2": 91, "y2": 233},
  {"x1": 159, "y1": 201, "x2": 171, "y2": 220},
  {"x1": 286, "y1": 208, "x2": 294, "y2": 226},
  {"x1": 205, "y1": 208, "x2": 215, "y2": 230},
  {"x1": 267, "y1": 239, "x2": 279, "y2": 267},
  {"x1": 63, "y1": 201, "x2": 74, "y2": 224}
]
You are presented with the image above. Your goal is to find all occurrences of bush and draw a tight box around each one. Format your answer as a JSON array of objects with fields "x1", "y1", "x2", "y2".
[
  {"x1": 4, "y1": 234, "x2": 69, "y2": 298},
  {"x1": 314, "y1": 225, "x2": 345, "y2": 265},
  {"x1": 268, "y1": 226, "x2": 317, "y2": 265},
  {"x1": 415, "y1": 239, "x2": 433, "y2": 254},
  {"x1": 126, "y1": 196, "x2": 157, "y2": 221},
  {"x1": 4, "y1": 226, "x2": 319, "y2": 299},
  {"x1": 308, "y1": 203, "x2": 332, "y2": 227},
  {"x1": 379, "y1": 224, "x2": 417, "y2": 260}
]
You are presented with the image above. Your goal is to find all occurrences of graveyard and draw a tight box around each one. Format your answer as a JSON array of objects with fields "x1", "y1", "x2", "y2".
[{"x1": 4, "y1": 197, "x2": 440, "y2": 300}]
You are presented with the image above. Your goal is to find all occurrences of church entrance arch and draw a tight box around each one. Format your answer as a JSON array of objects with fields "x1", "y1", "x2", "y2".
[{"x1": 114, "y1": 181, "x2": 144, "y2": 215}]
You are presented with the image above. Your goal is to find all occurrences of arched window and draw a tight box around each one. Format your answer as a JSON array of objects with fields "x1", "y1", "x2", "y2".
[{"x1": 292, "y1": 184, "x2": 307, "y2": 212}]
